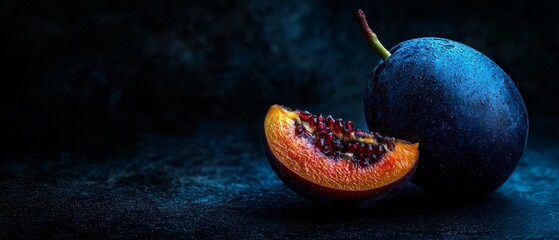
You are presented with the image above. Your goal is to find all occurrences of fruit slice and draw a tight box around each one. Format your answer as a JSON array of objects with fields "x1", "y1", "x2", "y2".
[{"x1": 263, "y1": 104, "x2": 419, "y2": 207}]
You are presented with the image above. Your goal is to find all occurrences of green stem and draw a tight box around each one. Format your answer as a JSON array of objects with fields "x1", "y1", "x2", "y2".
[{"x1": 356, "y1": 9, "x2": 391, "y2": 60}]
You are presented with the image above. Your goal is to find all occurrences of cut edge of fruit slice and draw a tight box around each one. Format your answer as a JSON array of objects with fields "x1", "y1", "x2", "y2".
[{"x1": 264, "y1": 104, "x2": 419, "y2": 192}]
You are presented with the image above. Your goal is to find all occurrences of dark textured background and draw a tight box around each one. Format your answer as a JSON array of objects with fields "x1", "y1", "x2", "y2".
[{"x1": 1, "y1": 0, "x2": 558, "y2": 238}]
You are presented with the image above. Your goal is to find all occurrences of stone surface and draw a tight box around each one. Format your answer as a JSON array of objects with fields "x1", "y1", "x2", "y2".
[{"x1": 1, "y1": 123, "x2": 558, "y2": 238}]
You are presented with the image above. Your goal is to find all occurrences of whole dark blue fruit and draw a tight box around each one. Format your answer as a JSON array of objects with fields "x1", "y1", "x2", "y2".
[{"x1": 357, "y1": 10, "x2": 528, "y2": 196}]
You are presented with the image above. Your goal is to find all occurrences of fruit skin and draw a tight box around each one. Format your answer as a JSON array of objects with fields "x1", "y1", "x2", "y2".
[
  {"x1": 364, "y1": 37, "x2": 529, "y2": 196},
  {"x1": 263, "y1": 105, "x2": 419, "y2": 207},
  {"x1": 264, "y1": 136, "x2": 417, "y2": 207}
]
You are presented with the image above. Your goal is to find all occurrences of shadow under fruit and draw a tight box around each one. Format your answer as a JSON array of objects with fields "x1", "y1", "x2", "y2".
[{"x1": 358, "y1": 10, "x2": 529, "y2": 196}]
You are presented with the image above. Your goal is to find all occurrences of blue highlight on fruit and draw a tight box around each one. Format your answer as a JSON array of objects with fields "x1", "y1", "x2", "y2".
[{"x1": 358, "y1": 10, "x2": 529, "y2": 196}]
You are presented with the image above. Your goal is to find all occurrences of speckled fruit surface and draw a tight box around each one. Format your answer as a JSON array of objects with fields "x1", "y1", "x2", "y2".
[{"x1": 364, "y1": 37, "x2": 529, "y2": 196}]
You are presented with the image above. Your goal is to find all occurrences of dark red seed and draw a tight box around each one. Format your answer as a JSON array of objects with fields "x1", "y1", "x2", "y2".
[
  {"x1": 332, "y1": 124, "x2": 341, "y2": 133},
  {"x1": 331, "y1": 138, "x2": 342, "y2": 151},
  {"x1": 317, "y1": 122, "x2": 326, "y2": 130},
  {"x1": 326, "y1": 115, "x2": 335, "y2": 127},
  {"x1": 365, "y1": 144, "x2": 374, "y2": 157},
  {"x1": 295, "y1": 125, "x2": 305, "y2": 136},
  {"x1": 317, "y1": 128, "x2": 330, "y2": 137},
  {"x1": 325, "y1": 132, "x2": 335, "y2": 143},
  {"x1": 357, "y1": 143, "x2": 371, "y2": 160},
  {"x1": 348, "y1": 142, "x2": 359, "y2": 153},
  {"x1": 334, "y1": 119, "x2": 344, "y2": 133},
  {"x1": 357, "y1": 143, "x2": 367, "y2": 155},
  {"x1": 315, "y1": 138, "x2": 326, "y2": 150},
  {"x1": 299, "y1": 111, "x2": 312, "y2": 122},
  {"x1": 354, "y1": 153, "x2": 362, "y2": 160},
  {"x1": 317, "y1": 114, "x2": 324, "y2": 123},
  {"x1": 345, "y1": 121, "x2": 354, "y2": 132},
  {"x1": 310, "y1": 117, "x2": 318, "y2": 127}
]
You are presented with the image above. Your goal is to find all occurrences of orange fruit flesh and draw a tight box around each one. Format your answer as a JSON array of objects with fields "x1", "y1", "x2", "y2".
[{"x1": 264, "y1": 104, "x2": 419, "y2": 191}]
